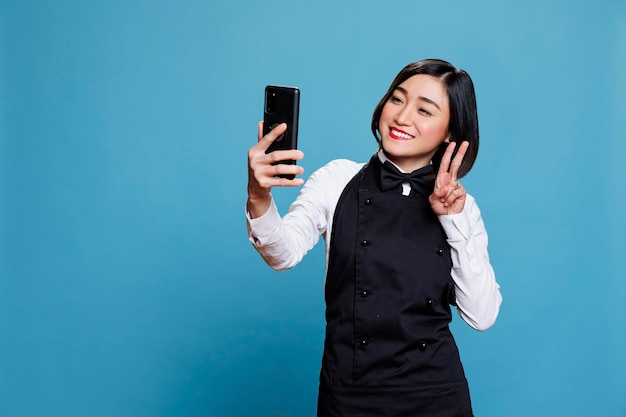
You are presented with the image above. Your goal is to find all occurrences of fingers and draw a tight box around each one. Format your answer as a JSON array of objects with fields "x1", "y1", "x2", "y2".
[
  {"x1": 431, "y1": 141, "x2": 469, "y2": 215},
  {"x1": 438, "y1": 141, "x2": 469, "y2": 178},
  {"x1": 441, "y1": 181, "x2": 464, "y2": 207},
  {"x1": 434, "y1": 140, "x2": 469, "y2": 202},
  {"x1": 429, "y1": 176, "x2": 466, "y2": 215},
  {"x1": 257, "y1": 121, "x2": 288, "y2": 147},
  {"x1": 433, "y1": 173, "x2": 461, "y2": 200},
  {"x1": 448, "y1": 141, "x2": 469, "y2": 181},
  {"x1": 438, "y1": 141, "x2": 457, "y2": 176},
  {"x1": 249, "y1": 122, "x2": 305, "y2": 193},
  {"x1": 249, "y1": 146, "x2": 304, "y2": 174},
  {"x1": 251, "y1": 160, "x2": 305, "y2": 190}
]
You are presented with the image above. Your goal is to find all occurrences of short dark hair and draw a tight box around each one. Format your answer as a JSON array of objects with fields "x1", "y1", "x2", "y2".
[{"x1": 371, "y1": 59, "x2": 479, "y2": 178}]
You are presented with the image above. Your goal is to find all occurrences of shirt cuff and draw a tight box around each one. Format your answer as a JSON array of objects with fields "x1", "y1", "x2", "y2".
[
  {"x1": 246, "y1": 195, "x2": 281, "y2": 246},
  {"x1": 438, "y1": 211, "x2": 471, "y2": 241}
]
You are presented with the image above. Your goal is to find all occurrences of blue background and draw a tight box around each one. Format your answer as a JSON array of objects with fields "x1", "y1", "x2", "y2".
[{"x1": 1, "y1": 1, "x2": 625, "y2": 416}]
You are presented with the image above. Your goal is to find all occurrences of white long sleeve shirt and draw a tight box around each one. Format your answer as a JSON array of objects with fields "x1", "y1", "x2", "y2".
[{"x1": 246, "y1": 157, "x2": 502, "y2": 331}]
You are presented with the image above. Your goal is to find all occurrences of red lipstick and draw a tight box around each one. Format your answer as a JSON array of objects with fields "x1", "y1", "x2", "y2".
[{"x1": 389, "y1": 127, "x2": 414, "y2": 140}]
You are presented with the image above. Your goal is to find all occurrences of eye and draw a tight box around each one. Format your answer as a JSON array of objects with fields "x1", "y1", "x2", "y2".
[
  {"x1": 389, "y1": 95, "x2": 403, "y2": 104},
  {"x1": 418, "y1": 108, "x2": 432, "y2": 116}
]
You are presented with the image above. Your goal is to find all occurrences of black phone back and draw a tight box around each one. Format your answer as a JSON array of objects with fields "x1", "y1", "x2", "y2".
[{"x1": 263, "y1": 85, "x2": 300, "y2": 156}]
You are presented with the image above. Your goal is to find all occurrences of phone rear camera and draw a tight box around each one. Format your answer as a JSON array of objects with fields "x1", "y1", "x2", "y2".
[{"x1": 266, "y1": 92, "x2": 276, "y2": 113}]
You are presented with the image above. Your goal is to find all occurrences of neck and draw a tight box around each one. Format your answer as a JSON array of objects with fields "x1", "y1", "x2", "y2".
[{"x1": 378, "y1": 149, "x2": 432, "y2": 173}]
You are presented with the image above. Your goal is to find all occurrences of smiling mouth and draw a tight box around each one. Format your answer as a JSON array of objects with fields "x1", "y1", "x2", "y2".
[{"x1": 389, "y1": 127, "x2": 414, "y2": 140}]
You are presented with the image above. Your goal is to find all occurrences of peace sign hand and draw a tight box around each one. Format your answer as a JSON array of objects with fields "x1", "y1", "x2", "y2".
[{"x1": 429, "y1": 141, "x2": 469, "y2": 216}]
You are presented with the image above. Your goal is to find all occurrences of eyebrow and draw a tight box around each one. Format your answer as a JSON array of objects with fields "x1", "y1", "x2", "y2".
[{"x1": 395, "y1": 86, "x2": 442, "y2": 111}]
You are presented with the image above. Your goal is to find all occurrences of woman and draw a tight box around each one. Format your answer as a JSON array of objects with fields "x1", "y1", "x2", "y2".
[{"x1": 246, "y1": 59, "x2": 502, "y2": 417}]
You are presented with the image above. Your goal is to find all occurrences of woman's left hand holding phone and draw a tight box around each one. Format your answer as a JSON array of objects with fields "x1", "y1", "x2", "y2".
[{"x1": 247, "y1": 121, "x2": 305, "y2": 219}]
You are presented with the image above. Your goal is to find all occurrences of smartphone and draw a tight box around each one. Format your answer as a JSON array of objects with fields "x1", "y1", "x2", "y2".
[{"x1": 263, "y1": 85, "x2": 300, "y2": 178}]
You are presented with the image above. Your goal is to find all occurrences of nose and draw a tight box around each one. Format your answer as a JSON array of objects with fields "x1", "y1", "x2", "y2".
[{"x1": 394, "y1": 105, "x2": 412, "y2": 126}]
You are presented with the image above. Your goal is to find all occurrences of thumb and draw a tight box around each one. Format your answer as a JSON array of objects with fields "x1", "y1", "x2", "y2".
[{"x1": 258, "y1": 121, "x2": 287, "y2": 145}]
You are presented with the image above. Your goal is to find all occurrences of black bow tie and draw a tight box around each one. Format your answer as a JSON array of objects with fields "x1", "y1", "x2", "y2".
[{"x1": 380, "y1": 160, "x2": 435, "y2": 196}]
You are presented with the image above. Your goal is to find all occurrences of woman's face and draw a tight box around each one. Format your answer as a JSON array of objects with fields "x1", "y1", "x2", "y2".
[{"x1": 378, "y1": 74, "x2": 451, "y2": 172}]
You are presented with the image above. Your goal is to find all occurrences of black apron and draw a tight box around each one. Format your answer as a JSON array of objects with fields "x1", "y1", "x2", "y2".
[{"x1": 317, "y1": 155, "x2": 473, "y2": 417}]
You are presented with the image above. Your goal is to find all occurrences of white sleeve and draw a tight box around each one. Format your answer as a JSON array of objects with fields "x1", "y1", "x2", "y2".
[
  {"x1": 438, "y1": 194, "x2": 502, "y2": 331},
  {"x1": 245, "y1": 159, "x2": 362, "y2": 272}
]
